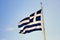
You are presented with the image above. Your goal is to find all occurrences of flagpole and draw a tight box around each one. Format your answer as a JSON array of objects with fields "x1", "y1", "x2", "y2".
[{"x1": 41, "y1": 2, "x2": 46, "y2": 40}]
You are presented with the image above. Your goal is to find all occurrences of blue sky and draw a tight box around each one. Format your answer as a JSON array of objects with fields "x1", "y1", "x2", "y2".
[{"x1": 0, "y1": 0, "x2": 60, "y2": 40}]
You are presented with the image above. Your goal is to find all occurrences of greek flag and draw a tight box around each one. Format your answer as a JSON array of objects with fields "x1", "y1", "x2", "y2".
[{"x1": 18, "y1": 9, "x2": 42, "y2": 34}]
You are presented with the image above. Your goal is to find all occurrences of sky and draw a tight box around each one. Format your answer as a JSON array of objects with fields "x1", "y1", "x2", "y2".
[{"x1": 0, "y1": 0, "x2": 60, "y2": 40}]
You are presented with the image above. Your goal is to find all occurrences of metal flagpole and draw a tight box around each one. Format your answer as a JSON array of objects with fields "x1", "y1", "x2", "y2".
[{"x1": 41, "y1": 2, "x2": 46, "y2": 40}]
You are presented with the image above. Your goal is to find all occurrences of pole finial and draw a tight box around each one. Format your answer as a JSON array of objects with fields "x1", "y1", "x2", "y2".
[
  {"x1": 40, "y1": 2, "x2": 42, "y2": 9},
  {"x1": 41, "y1": 2, "x2": 42, "y2": 5}
]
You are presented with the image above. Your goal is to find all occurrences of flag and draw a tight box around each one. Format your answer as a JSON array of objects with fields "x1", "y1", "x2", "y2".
[{"x1": 18, "y1": 9, "x2": 42, "y2": 34}]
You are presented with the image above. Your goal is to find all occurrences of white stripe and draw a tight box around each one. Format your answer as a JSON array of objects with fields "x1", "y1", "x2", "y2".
[
  {"x1": 18, "y1": 20, "x2": 29, "y2": 25},
  {"x1": 27, "y1": 21, "x2": 42, "y2": 25},
  {"x1": 22, "y1": 26, "x2": 42, "y2": 33},
  {"x1": 19, "y1": 27, "x2": 24, "y2": 30},
  {"x1": 30, "y1": 16, "x2": 34, "y2": 19}
]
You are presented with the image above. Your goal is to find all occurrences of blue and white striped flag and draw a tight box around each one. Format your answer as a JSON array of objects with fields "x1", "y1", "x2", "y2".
[{"x1": 18, "y1": 9, "x2": 42, "y2": 34}]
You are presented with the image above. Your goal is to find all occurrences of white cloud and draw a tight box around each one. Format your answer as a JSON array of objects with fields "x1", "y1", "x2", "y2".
[{"x1": 6, "y1": 27, "x2": 16, "y2": 31}]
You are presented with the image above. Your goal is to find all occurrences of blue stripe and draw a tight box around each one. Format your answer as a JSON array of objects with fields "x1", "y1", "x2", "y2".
[
  {"x1": 20, "y1": 17, "x2": 29, "y2": 22},
  {"x1": 30, "y1": 13, "x2": 35, "y2": 17},
  {"x1": 18, "y1": 22, "x2": 30, "y2": 28},
  {"x1": 37, "y1": 9, "x2": 42, "y2": 14},
  {"x1": 19, "y1": 30, "x2": 23, "y2": 33},
  {"x1": 19, "y1": 28, "x2": 42, "y2": 34},
  {"x1": 23, "y1": 23, "x2": 41, "y2": 30}
]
